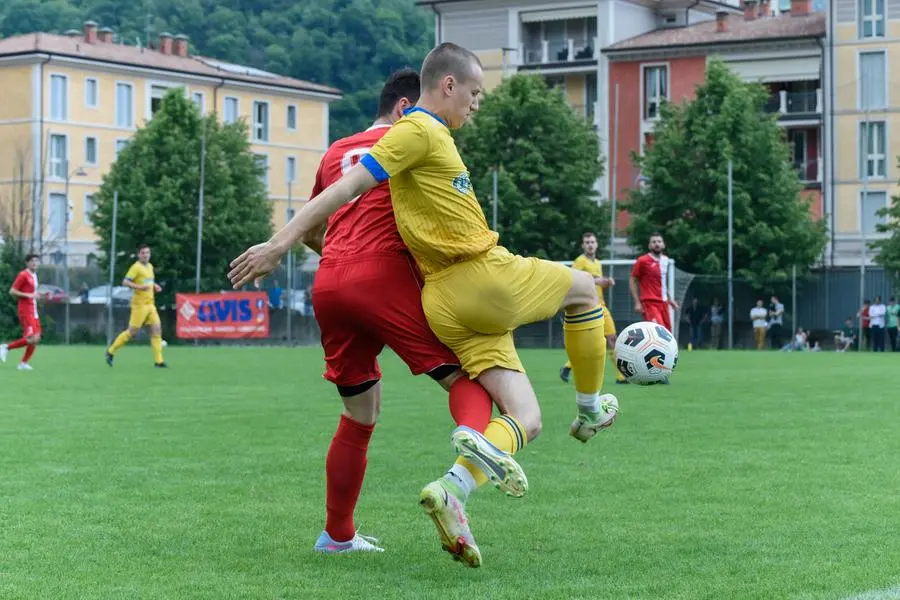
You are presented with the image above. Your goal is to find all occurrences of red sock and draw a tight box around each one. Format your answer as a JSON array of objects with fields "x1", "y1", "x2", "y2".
[
  {"x1": 448, "y1": 376, "x2": 493, "y2": 432},
  {"x1": 7, "y1": 338, "x2": 28, "y2": 350},
  {"x1": 22, "y1": 344, "x2": 36, "y2": 363},
  {"x1": 325, "y1": 414, "x2": 375, "y2": 542}
]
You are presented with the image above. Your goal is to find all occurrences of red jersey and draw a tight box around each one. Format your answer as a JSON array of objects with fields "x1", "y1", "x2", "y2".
[
  {"x1": 12, "y1": 269, "x2": 39, "y2": 318},
  {"x1": 310, "y1": 124, "x2": 407, "y2": 262},
  {"x1": 631, "y1": 253, "x2": 671, "y2": 303}
]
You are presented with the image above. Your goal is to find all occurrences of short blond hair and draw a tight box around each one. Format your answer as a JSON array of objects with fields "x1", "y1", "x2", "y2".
[{"x1": 421, "y1": 42, "x2": 482, "y2": 90}]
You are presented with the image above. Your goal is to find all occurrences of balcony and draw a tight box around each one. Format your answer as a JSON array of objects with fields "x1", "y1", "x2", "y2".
[
  {"x1": 520, "y1": 17, "x2": 598, "y2": 67},
  {"x1": 793, "y1": 160, "x2": 821, "y2": 185},
  {"x1": 521, "y1": 37, "x2": 599, "y2": 65},
  {"x1": 763, "y1": 85, "x2": 822, "y2": 121}
]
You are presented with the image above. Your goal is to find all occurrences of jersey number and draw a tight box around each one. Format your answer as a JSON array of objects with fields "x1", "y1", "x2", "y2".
[{"x1": 341, "y1": 147, "x2": 371, "y2": 204}]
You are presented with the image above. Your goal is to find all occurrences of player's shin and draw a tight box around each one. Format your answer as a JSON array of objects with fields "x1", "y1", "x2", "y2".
[
  {"x1": 443, "y1": 415, "x2": 527, "y2": 501},
  {"x1": 22, "y1": 344, "x2": 35, "y2": 364},
  {"x1": 150, "y1": 335, "x2": 164, "y2": 364},
  {"x1": 326, "y1": 414, "x2": 375, "y2": 542},
  {"x1": 563, "y1": 306, "x2": 606, "y2": 409},
  {"x1": 109, "y1": 330, "x2": 132, "y2": 354}
]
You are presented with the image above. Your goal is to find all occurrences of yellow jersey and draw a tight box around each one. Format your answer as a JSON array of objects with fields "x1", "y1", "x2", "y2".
[
  {"x1": 124, "y1": 261, "x2": 156, "y2": 306},
  {"x1": 572, "y1": 254, "x2": 608, "y2": 307},
  {"x1": 362, "y1": 108, "x2": 498, "y2": 276}
]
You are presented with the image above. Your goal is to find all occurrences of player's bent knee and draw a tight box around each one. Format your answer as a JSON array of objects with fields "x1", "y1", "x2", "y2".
[
  {"x1": 428, "y1": 364, "x2": 462, "y2": 389},
  {"x1": 128, "y1": 327, "x2": 140, "y2": 336},
  {"x1": 339, "y1": 380, "x2": 381, "y2": 425},
  {"x1": 564, "y1": 270, "x2": 599, "y2": 311}
]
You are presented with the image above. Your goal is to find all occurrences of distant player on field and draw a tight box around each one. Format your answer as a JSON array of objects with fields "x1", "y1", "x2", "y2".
[
  {"x1": 105, "y1": 244, "x2": 167, "y2": 368},
  {"x1": 629, "y1": 232, "x2": 679, "y2": 332},
  {"x1": 228, "y1": 43, "x2": 618, "y2": 568},
  {"x1": 0, "y1": 253, "x2": 45, "y2": 370},
  {"x1": 299, "y1": 70, "x2": 495, "y2": 557},
  {"x1": 560, "y1": 232, "x2": 627, "y2": 386}
]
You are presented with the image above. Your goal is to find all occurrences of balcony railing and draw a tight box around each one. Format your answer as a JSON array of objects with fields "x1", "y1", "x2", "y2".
[
  {"x1": 793, "y1": 160, "x2": 821, "y2": 184},
  {"x1": 520, "y1": 37, "x2": 599, "y2": 65},
  {"x1": 764, "y1": 88, "x2": 822, "y2": 117}
]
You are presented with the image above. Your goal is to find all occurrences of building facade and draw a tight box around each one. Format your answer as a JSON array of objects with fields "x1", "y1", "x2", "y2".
[
  {"x1": 830, "y1": 0, "x2": 900, "y2": 266},
  {"x1": 0, "y1": 22, "x2": 341, "y2": 264}
]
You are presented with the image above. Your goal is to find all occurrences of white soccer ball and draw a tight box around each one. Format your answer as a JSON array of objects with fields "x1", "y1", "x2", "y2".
[{"x1": 614, "y1": 321, "x2": 679, "y2": 385}]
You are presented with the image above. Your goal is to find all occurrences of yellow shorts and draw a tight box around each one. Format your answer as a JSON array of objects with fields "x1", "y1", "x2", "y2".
[
  {"x1": 422, "y1": 246, "x2": 573, "y2": 378},
  {"x1": 129, "y1": 304, "x2": 161, "y2": 329}
]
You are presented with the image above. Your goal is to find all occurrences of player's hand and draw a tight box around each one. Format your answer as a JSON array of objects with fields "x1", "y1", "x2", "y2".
[
  {"x1": 670, "y1": 300, "x2": 680, "y2": 310},
  {"x1": 596, "y1": 276, "x2": 615, "y2": 288},
  {"x1": 229, "y1": 242, "x2": 282, "y2": 289},
  {"x1": 634, "y1": 301, "x2": 643, "y2": 314},
  {"x1": 142, "y1": 284, "x2": 152, "y2": 291},
  {"x1": 154, "y1": 284, "x2": 163, "y2": 292}
]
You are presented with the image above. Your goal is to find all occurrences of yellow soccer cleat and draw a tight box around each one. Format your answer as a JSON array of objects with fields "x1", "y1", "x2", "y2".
[
  {"x1": 570, "y1": 394, "x2": 619, "y2": 443},
  {"x1": 419, "y1": 480, "x2": 482, "y2": 568}
]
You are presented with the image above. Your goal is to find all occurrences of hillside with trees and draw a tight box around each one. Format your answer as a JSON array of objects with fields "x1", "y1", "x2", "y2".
[{"x1": 0, "y1": 0, "x2": 435, "y2": 140}]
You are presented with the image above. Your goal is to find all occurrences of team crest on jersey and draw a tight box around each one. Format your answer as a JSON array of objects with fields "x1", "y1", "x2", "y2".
[{"x1": 452, "y1": 172, "x2": 472, "y2": 195}]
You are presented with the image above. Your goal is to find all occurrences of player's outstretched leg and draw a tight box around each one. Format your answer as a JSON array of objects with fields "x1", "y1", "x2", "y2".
[
  {"x1": 107, "y1": 328, "x2": 135, "y2": 366},
  {"x1": 564, "y1": 272, "x2": 619, "y2": 443},
  {"x1": 419, "y1": 479, "x2": 480, "y2": 567}
]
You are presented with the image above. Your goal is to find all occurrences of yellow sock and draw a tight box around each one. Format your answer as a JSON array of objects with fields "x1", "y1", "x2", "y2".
[
  {"x1": 151, "y1": 335, "x2": 164, "y2": 364},
  {"x1": 456, "y1": 415, "x2": 527, "y2": 487},
  {"x1": 109, "y1": 331, "x2": 132, "y2": 354},
  {"x1": 611, "y1": 349, "x2": 626, "y2": 382},
  {"x1": 563, "y1": 306, "x2": 606, "y2": 396}
]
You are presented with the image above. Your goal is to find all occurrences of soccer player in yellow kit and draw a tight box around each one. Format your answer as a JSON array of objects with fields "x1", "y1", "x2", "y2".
[
  {"x1": 106, "y1": 244, "x2": 166, "y2": 368},
  {"x1": 560, "y1": 232, "x2": 628, "y2": 385},
  {"x1": 228, "y1": 42, "x2": 617, "y2": 568}
]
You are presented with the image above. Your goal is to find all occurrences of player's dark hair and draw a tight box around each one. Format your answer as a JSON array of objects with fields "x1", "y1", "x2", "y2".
[
  {"x1": 649, "y1": 232, "x2": 663, "y2": 240},
  {"x1": 421, "y1": 42, "x2": 482, "y2": 91},
  {"x1": 377, "y1": 68, "x2": 421, "y2": 118},
  {"x1": 581, "y1": 232, "x2": 597, "y2": 241},
  {"x1": 137, "y1": 244, "x2": 150, "y2": 252},
  {"x1": 25, "y1": 253, "x2": 39, "y2": 262}
]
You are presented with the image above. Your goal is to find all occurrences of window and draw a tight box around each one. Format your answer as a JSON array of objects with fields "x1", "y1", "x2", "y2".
[
  {"x1": 859, "y1": 51, "x2": 886, "y2": 109},
  {"x1": 115, "y1": 139, "x2": 129, "y2": 158},
  {"x1": 287, "y1": 105, "x2": 297, "y2": 130},
  {"x1": 253, "y1": 101, "x2": 269, "y2": 141},
  {"x1": 116, "y1": 83, "x2": 134, "y2": 128},
  {"x1": 85, "y1": 77, "x2": 99, "y2": 108},
  {"x1": 643, "y1": 65, "x2": 668, "y2": 120},
  {"x1": 859, "y1": 0, "x2": 885, "y2": 38},
  {"x1": 860, "y1": 191, "x2": 888, "y2": 235},
  {"x1": 286, "y1": 156, "x2": 297, "y2": 184},
  {"x1": 49, "y1": 134, "x2": 67, "y2": 179},
  {"x1": 85, "y1": 136, "x2": 98, "y2": 166},
  {"x1": 192, "y1": 91, "x2": 205, "y2": 114},
  {"x1": 254, "y1": 154, "x2": 269, "y2": 187},
  {"x1": 585, "y1": 73, "x2": 598, "y2": 125},
  {"x1": 859, "y1": 121, "x2": 887, "y2": 179},
  {"x1": 48, "y1": 193, "x2": 67, "y2": 239},
  {"x1": 50, "y1": 74, "x2": 68, "y2": 120},
  {"x1": 224, "y1": 97, "x2": 239, "y2": 124},
  {"x1": 287, "y1": 208, "x2": 296, "y2": 220},
  {"x1": 788, "y1": 130, "x2": 808, "y2": 179},
  {"x1": 150, "y1": 84, "x2": 169, "y2": 116},
  {"x1": 84, "y1": 194, "x2": 96, "y2": 224}
]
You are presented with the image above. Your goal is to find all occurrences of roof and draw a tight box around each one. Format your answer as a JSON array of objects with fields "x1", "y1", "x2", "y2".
[
  {"x1": 0, "y1": 32, "x2": 342, "y2": 98},
  {"x1": 604, "y1": 12, "x2": 825, "y2": 54}
]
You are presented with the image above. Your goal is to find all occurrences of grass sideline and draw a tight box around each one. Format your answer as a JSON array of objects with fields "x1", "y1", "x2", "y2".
[{"x1": 2, "y1": 347, "x2": 899, "y2": 599}]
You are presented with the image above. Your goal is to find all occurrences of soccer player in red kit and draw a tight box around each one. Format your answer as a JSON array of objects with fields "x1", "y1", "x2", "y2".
[
  {"x1": 629, "y1": 233, "x2": 680, "y2": 332},
  {"x1": 306, "y1": 69, "x2": 495, "y2": 559},
  {"x1": 1, "y1": 254, "x2": 45, "y2": 370}
]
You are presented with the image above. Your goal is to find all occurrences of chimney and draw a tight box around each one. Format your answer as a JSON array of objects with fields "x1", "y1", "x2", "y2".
[
  {"x1": 159, "y1": 32, "x2": 173, "y2": 55},
  {"x1": 790, "y1": 0, "x2": 811, "y2": 14},
  {"x1": 98, "y1": 27, "x2": 114, "y2": 43},
  {"x1": 83, "y1": 20, "x2": 98, "y2": 43},
  {"x1": 759, "y1": 0, "x2": 770, "y2": 16},
  {"x1": 716, "y1": 11, "x2": 729, "y2": 32},
  {"x1": 174, "y1": 34, "x2": 189, "y2": 57},
  {"x1": 743, "y1": 0, "x2": 758, "y2": 20}
]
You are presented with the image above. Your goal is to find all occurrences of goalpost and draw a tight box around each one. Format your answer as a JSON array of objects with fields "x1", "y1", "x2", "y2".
[{"x1": 559, "y1": 258, "x2": 696, "y2": 341}]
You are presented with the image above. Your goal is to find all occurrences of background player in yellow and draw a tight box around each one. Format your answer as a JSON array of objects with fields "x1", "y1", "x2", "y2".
[
  {"x1": 560, "y1": 232, "x2": 627, "y2": 385},
  {"x1": 106, "y1": 244, "x2": 167, "y2": 368},
  {"x1": 228, "y1": 42, "x2": 618, "y2": 568}
]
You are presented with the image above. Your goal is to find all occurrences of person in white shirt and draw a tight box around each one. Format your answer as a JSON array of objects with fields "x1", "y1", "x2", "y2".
[
  {"x1": 869, "y1": 295, "x2": 887, "y2": 352},
  {"x1": 750, "y1": 299, "x2": 768, "y2": 350}
]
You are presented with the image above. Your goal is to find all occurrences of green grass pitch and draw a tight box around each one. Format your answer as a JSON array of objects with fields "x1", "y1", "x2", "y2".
[{"x1": 2, "y1": 346, "x2": 899, "y2": 599}]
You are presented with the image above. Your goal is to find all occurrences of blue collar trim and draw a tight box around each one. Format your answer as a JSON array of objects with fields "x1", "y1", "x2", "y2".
[{"x1": 404, "y1": 106, "x2": 447, "y2": 126}]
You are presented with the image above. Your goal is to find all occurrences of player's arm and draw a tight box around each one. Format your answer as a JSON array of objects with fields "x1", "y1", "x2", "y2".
[
  {"x1": 629, "y1": 261, "x2": 642, "y2": 312},
  {"x1": 9, "y1": 278, "x2": 37, "y2": 300},
  {"x1": 229, "y1": 119, "x2": 429, "y2": 288},
  {"x1": 122, "y1": 265, "x2": 150, "y2": 291}
]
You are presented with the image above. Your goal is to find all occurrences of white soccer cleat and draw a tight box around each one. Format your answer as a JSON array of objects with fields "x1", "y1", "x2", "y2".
[
  {"x1": 314, "y1": 530, "x2": 384, "y2": 554},
  {"x1": 17, "y1": 363, "x2": 33, "y2": 371},
  {"x1": 451, "y1": 426, "x2": 528, "y2": 498},
  {"x1": 570, "y1": 394, "x2": 619, "y2": 443},
  {"x1": 0, "y1": 344, "x2": 8, "y2": 363}
]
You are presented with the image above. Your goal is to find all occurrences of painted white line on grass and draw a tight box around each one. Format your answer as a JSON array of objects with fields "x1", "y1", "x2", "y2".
[{"x1": 843, "y1": 585, "x2": 900, "y2": 600}]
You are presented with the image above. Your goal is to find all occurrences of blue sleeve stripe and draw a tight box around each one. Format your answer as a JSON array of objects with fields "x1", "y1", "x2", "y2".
[{"x1": 360, "y1": 154, "x2": 390, "y2": 183}]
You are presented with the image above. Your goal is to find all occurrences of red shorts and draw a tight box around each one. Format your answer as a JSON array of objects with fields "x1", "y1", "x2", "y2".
[
  {"x1": 19, "y1": 311, "x2": 41, "y2": 337},
  {"x1": 312, "y1": 253, "x2": 459, "y2": 387},
  {"x1": 641, "y1": 300, "x2": 672, "y2": 332}
]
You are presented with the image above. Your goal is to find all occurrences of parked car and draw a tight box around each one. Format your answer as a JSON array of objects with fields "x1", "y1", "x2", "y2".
[
  {"x1": 37, "y1": 284, "x2": 68, "y2": 303},
  {"x1": 69, "y1": 285, "x2": 133, "y2": 306}
]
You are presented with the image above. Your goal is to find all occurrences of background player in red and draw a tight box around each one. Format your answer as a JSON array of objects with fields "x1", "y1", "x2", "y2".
[
  {"x1": 1, "y1": 253, "x2": 45, "y2": 370},
  {"x1": 303, "y1": 69, "x2": 495, "y2": 558},
  {"x1": 629, "y1": 233, "x2": 680, "y2": 332}
]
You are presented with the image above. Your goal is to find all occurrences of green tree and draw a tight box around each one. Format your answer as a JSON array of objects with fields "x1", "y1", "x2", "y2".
[
  {"x1": 872, "y1": 185, "x2": 900, "y2": 281},
  {"x1": 455, "y1": 74, "x2": 609, "y2": 260},
  {"x1": 90, "y1": 90, "x2": 272, "y2": 305},
  {"x1": 626, "y1": 58, "x2": 827, "y2": 287}
]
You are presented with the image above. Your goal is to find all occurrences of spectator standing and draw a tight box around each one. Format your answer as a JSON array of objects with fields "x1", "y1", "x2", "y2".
[
  {"x1": 709, "y1": 298, "x2": 724, "y2": 350},
  {"x1": 79, "y1": 282, "x2": 90, "y2": 304},
  {"x1": 750, "y1": 300, "x2": 768, "y2": 351},
  {"x1": 887, "y1": 297, "x2": 899, "y2": 351},
  {"x1": 869, "y1": 296, "x2": 886, "y2": 352},
  {"x1": 857, "y1": 300, "x2": 871, "y2": 351},
  {"x1": 768, "y1": 295, "x2": 785, "y2": 349},
  {"x1": 684, "y1": 297, "x2": 707, "y2": 350}
]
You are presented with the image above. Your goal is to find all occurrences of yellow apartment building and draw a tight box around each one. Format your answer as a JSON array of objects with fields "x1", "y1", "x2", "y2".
[
  {"x1": 830, "y1": 0, "x2": 900, "y2": 266},
  {"x1": 0, "y1": 21, "x2": 341, "y2": 265}
]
